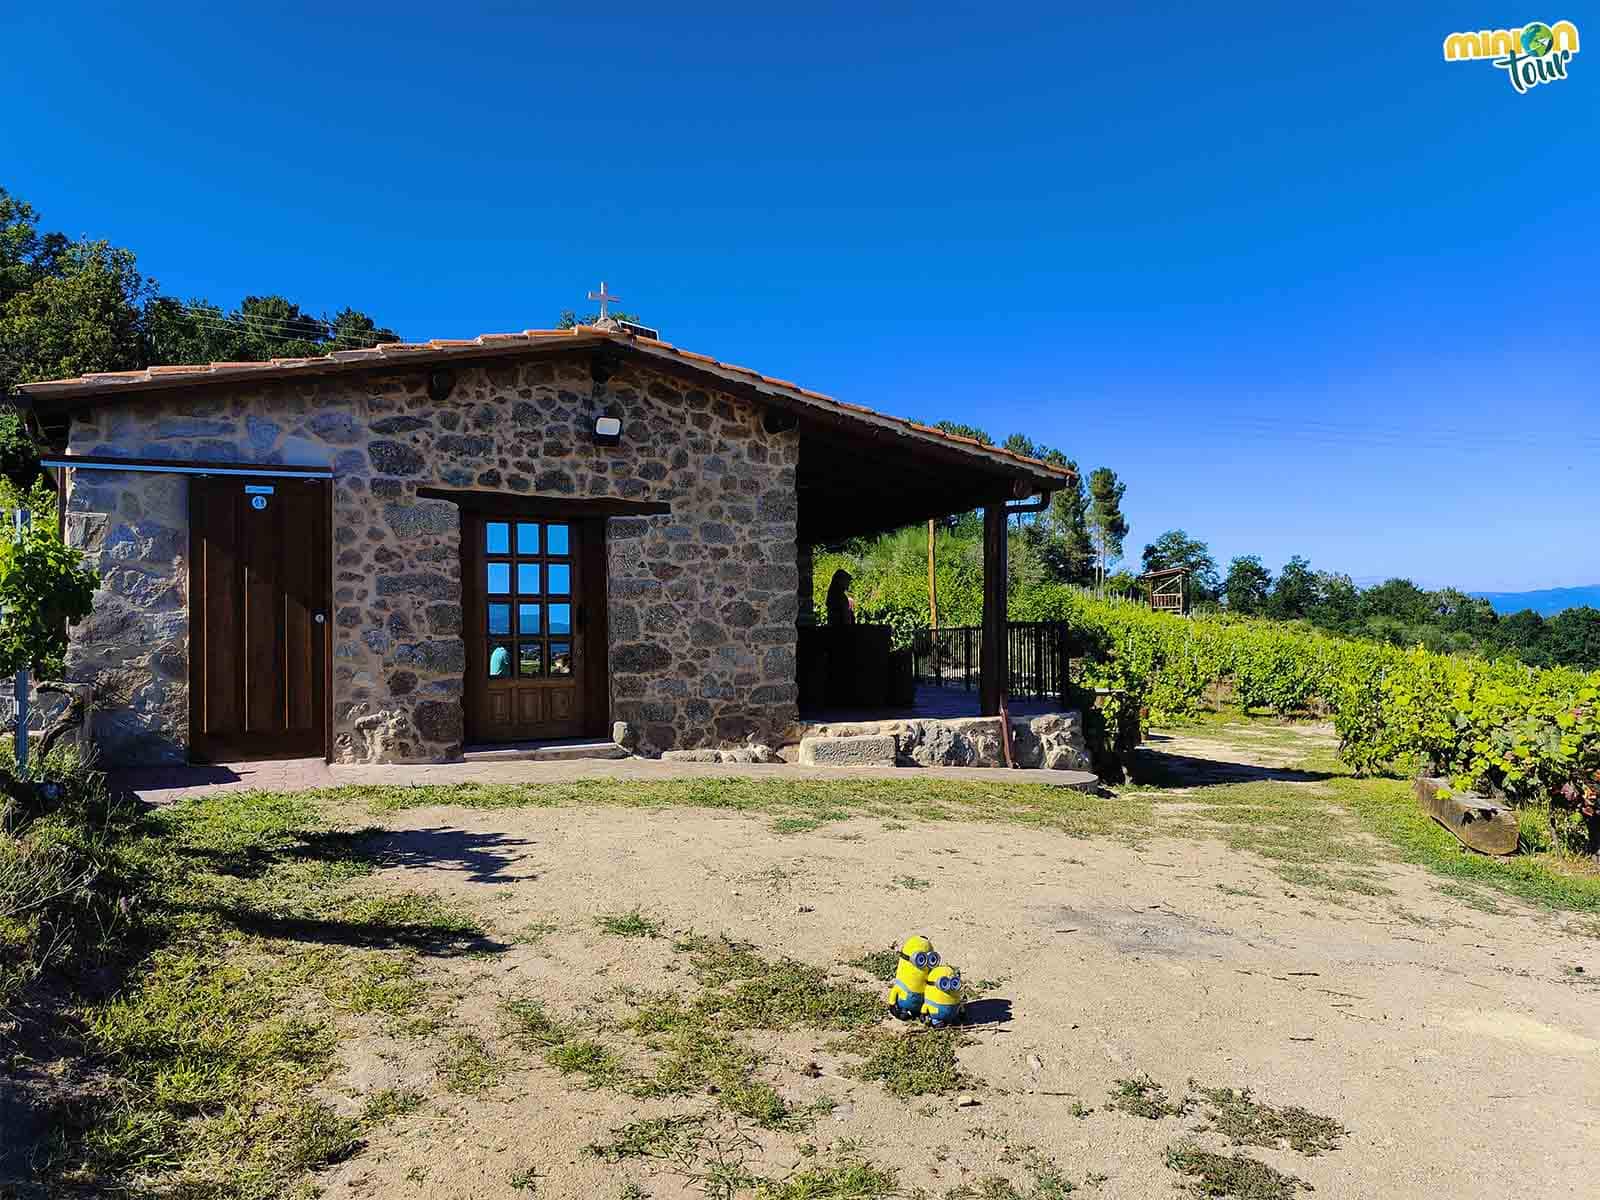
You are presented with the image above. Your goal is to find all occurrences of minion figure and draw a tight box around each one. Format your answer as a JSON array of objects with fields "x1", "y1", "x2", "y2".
[
  {"x1": 920, "y1": 964, "x2": 965, "y2": 1028},
  {"x1": 885, "y1": 935, "x2": 939, "y2": 1020}
]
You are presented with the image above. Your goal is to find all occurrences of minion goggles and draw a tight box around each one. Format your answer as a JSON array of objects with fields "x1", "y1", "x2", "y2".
[{"x1": 901, "y1": 949, "x2": 941, "y2": 971}]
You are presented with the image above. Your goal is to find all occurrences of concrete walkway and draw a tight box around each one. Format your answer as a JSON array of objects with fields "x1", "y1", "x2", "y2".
[{"x1": 110, "y1": 755, "x2": 1101, "y2": 807}]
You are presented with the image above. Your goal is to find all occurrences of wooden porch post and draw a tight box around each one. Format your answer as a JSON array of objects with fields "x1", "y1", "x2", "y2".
[{"x1": 979, "y1": 502, "x2": 1008, "y2": 716}]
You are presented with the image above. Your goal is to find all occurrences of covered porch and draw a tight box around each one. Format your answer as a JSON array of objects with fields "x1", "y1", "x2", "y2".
[
  {"x1": 799, "y1": 682, "x2": 1067, "y2": 726},
  {"x1": 789, "y1": 415, "x2": 1077, "y2": 724}
]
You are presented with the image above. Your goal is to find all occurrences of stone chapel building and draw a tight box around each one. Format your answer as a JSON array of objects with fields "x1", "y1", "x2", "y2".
[{"x1": 16, "y1": 324, "x2": 1073, "y2": 766}]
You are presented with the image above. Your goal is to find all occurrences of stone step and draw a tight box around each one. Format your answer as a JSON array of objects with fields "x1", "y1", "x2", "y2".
[
  {"x1": 461, "y1": 739, "x2": 629, "y2": 764},
  {"x1": 793, "y1": 711, "x2": 1091, "y2": 772},
  {"x1": 797, "y1": 733, "x2": 899, "y2": 767}
]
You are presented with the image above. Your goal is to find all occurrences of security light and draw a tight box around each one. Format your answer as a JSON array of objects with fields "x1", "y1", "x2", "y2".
[{"x1": 593, "y1": 415, "x2": 622, "y2": 446}]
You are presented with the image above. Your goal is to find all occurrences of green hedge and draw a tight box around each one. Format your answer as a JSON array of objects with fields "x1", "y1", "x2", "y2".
[{"x1": 1014, "y1": 586, "x2": 1599, "y2": 851}]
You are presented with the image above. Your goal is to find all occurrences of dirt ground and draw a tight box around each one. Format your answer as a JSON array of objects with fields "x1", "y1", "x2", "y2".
[{"x1": 308, "y1": 726, "x2": 1599, "y2": 1199}]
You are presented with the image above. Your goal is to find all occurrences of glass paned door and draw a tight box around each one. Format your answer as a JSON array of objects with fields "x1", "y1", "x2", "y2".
[{"x1": 465, "y1": 515, "x2": 586, "y2": 742}]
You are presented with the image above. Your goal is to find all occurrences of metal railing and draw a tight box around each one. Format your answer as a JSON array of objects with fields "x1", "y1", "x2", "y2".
[{"x1": 911, "y1": 620, "x2": 1073, "y2": 703}]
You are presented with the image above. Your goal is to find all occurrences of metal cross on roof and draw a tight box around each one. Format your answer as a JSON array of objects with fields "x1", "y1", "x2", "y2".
[{"x1": 586, "y1": 280, "x2": 621, "y2": 321}]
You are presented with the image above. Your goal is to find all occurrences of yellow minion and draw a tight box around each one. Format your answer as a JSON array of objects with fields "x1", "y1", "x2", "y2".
[
  {"x1": 920, "y1": 964, "x2": 965, "y2": 1028},
  {"x1": 885, "y1": 935, "x2": 939, "y2": 1019}
]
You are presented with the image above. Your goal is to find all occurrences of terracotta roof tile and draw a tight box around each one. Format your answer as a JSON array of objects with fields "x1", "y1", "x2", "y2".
[{"x1": 17, "y1": 325, "x2": 1074, "y2": 484}]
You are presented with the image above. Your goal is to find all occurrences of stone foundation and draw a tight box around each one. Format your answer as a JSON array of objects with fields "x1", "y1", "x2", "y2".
[{"x1": 796, "y1": 711, "x2": 1092, "y2": 771}]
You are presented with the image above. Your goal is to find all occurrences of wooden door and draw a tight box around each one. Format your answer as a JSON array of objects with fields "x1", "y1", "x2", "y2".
[
  {"x1": 463, "y1": 513, "x2": 598, "y2": 743},
  {"x1": 189, "y1": 476, "x2": 329, "y2": 761}
]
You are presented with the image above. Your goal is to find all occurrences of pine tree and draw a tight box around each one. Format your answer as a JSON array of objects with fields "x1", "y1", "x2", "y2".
[{"x1": 1087, "y1": 467, "x2": 1128, "y2": 591}]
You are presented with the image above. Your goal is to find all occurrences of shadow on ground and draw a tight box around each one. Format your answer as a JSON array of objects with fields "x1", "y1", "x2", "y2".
[
  {"x1": 964, "y1": 997, "x2": 1014, "y2": 1027},
  {"x1": 372, "y1": 825, "x2": 539, "y2": 884},
  {"x1": 200, "y1": 904, "x2": 508, "y2": 956},
  {"x1": 1135, "y1": 738, "x2": 1334, "y2": 787}
]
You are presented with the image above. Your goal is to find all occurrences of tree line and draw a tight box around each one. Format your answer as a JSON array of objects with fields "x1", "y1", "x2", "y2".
[
  {"x1": 1133, "y1": 529, "x2": 1600, "y2": 670},
  {"x1": 0, "y1": 185, "x2": 396, "y2": 401},
  {"x1": 843, "y1": 421, "x2": 1600, "y2": 673},
  {"x1": 927, "y1": 422, "x2": 1131, "y2": 591}
]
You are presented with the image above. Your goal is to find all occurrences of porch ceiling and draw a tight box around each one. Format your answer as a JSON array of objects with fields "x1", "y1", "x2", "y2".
[{"x1": 797, "y1": 425, "x2": 1030, "y2": 543}]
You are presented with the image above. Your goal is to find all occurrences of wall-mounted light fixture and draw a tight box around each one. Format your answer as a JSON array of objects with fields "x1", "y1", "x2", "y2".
[{"x1": 593, "y1": 415, "x2": 623, "y2": 446}]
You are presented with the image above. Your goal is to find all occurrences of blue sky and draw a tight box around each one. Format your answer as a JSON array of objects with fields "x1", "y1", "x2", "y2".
[{"x1": 3, "y1": 2, "x2": 1595, "y2": 590}]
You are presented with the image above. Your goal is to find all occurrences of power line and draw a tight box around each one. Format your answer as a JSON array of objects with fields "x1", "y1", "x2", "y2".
[
  {"x1": 177, "y1": 313, "x2": 387, "y2": 345},
  {"x1": 153, "y1": 299, "x2": 401, "y2": 343},
  {"x1": 165, "y1": 309, "x2": 400, "y2": 352},
  {"x1": 153, "y1": 301, "x2": 337, "y2": 337}
]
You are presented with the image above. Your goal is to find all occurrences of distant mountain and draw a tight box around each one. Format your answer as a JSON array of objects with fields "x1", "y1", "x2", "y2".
[{"x1": 1471, "y1": 586, "x2": 1600, "y2": 617}]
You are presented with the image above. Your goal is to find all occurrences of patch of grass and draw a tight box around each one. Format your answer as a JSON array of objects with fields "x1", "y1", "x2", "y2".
[
  {"x1": 754, "y1": 1159, "x2": 899, "y2": 1199},
  {"x1": 1190, "y1": 1085, "x2": 1346, "y2": 1156},
  {"x1": 585, "y1": 1114, "x2": 708, "y2": 1162},
  {"x1": 323, "y1": 952, "x2": 425, "y2": 1016},
  {"x1": 772, "y1": 816, "x2": 828, "y2": 835},
  {"x1": 622, "y1": 992, "x2": 801, "y2": 1127},
  {"x1": 943, "y1": 1160, "x2": 1077, "y2": 1199},
  {"x1": 893, "y1": 875, "x2": 931, "y2": 891},
  {"x1": 501, "y1": 994, "x2": 574, "y2": 1048},
  {"x1": 847, "y1": 948, "x2": 900, "y2": 978},
  {"x1": 259, "y1": 1098, "x2": 365, "y2": 1171},
  {"x1": 1163, "y1": 1142, "x2": 1311, "y2": 1198},
  {"x1": 1148, "y1": 721, "x2": 1600, "y2": 915},
  {"x1": 336, "y1": 774, "x2": 1155, "y2": 843},
  {"x1": 706, "y1": 969, "x2": 881, "y2": 1034},
  {"x1": 546, "y1": 1037, "x2": 629, "y2": 1088},
  {"x1": 723, "y1": 1078, "x2": 794, "y2": 1126},
  {"x1": 360, "y1": 1087, "x2": 424, "y2": 1123},
  {"x1": 436, "y1": 1033, "x2": 503, "y2": 1096},
  {"x1": 25, "y1": 786, "x2": 474, "y2": 1200},
  {"x1": 325, "y1": 888, "x2": 491, "y2": 951},
  {"x1": 1144, "y1": 771, "x2": 1394, "y2": 899},
  {"x1": 513, "y1": 918, "x2": 560, "y2": 945},
  {"x1": 1333, "y1": 773, "x2": 1600, "y2": 912},
  {"x1": 670, "y1": 934, "x2": 882, "y2": 1033},
  {"x1": 1069, "y1": 1101, "x2": 1093, "y2": 1119},
  {"x1": 1107, "y1": 1074, "x2": 1190, "y2": 1120},
  {"x1": 947, "y1": 1179, "x2": 1026, "y2": 1200},
  {"x1": 838, "y1": 1027, "x2": 972, "y2": 1097},
  {"x1": 596, "y1": 908, "x2": 664, "y2": 938},
  {"x1": 617, "y1": 1184, "x2": 648, "y2": 1200},
  {"x1": 508, "y1": 1163, "x2": 542, "y2": 1190},
  {"x1": 1436, "y1": 882, "x2": 1503, "y2": 914}
]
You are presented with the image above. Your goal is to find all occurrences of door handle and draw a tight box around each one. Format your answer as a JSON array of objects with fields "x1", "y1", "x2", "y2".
[{"x1": 314, "y1": 612, "x2": 326, "y2": 625}]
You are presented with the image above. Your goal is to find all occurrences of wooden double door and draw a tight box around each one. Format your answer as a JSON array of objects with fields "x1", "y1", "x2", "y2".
[
  {"x1": 462, "y1": 511, "x2": 608, "y2": 743},
  {"x1": 189, "y1": 475, "x2": 330, "y2": 761}
]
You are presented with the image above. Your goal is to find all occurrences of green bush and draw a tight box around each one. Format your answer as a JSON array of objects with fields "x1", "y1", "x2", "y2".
[
  {"x1": 1, "y1": 744, "x2": 139, "y2": 1024},
  {"x1": 1019, "y1": 591, "x2": 1599, "y2": 854},
  {"x1": 0, "y1": 517, "x2": 99, "y2": 677}
]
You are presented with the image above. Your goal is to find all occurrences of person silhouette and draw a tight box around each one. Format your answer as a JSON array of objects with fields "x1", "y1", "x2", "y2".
[{"x1": 826, "y1": 569, "x2": 856, "y2": 627}]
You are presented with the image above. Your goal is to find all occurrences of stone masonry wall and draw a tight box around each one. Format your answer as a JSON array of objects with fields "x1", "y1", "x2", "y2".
[
  {"x1": 63, "y1": 353, "x2": 799, "y2": 764},
  {"x1": 62, "y1": 469, "x2": 190, "y2": 763}
]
